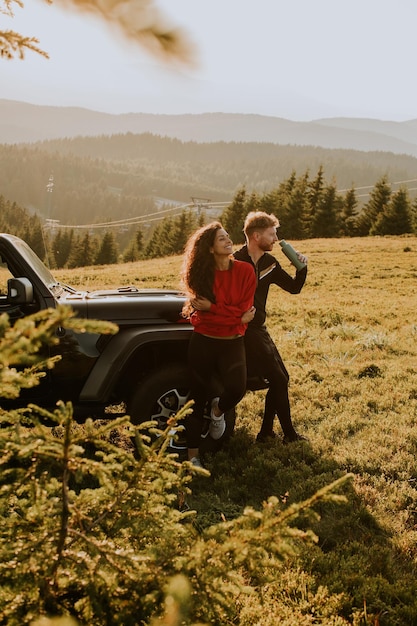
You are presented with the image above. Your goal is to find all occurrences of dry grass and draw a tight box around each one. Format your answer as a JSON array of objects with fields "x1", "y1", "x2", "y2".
[
  {"x1": 54, "y1": 236, "x2": 417, "y2": 469},
  {"x1": 56, "y1": 235, "x2": 417, "y2": 476},
  {"x1": 34, "y1": 235, "x2": 417, "y2": 622},
  {"x1": 55, "y1": 255, "x2": 184, "y2": 291}
]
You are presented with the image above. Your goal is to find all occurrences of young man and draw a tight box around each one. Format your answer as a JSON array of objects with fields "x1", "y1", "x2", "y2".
[{"x1": 234, "y1": 211, "x2": 308, "y2": 444}]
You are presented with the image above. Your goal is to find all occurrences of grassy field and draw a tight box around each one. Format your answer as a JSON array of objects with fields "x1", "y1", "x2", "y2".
[{"x1": 56, "y1": 236, "x2": 417, "y2": 624}]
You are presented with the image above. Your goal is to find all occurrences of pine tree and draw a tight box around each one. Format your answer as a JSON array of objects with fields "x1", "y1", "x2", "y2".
[
  {"x1": 259, "y1": 187, "x2": 281, "y2": 216},
  {"x1": 371, "y1": 187, "x2": 412, "y2": 235},
  {"x1": 170, "y1": 211, "x2": 196, "y2": 254},
  {"x1": 136, "y1": 227, "x2": 144, "y2": 256},
  {"x1": 123, "y1": 238, "x2": 139, "y2": 262},
  {"x1": 340, "y1": 186, "x2": 359, "y2": 236},
  {"x1": 260, "y1": 171, "x2": 298, "y2": 226},
  {"x1": 144, "y1": 212, "x2": 197, "y2": 258},
  {"x1": 356, "y1": 176, "x2": 391, "y2": 236},
  {"x1": 221, "y1": 187, "x2": 251, "y2": 244},
  {"x1": 197, "y1": 210, "x2": 206, "y2": 227},
  {"x1": 412, "y1": 197, "x2": 417, "y2": 234},
  {"x1": 279, "y1": 170, "x2": 298, "y2": 198},
  {"x1": 280, "y1": 173, "x2": 309, "y2": 239},
  {"x1": 95, "y1": 230, "x2": 119, "y2": 265},
  {"x1": 305, "y1": 166, "x2": 324, "y2": 236},
  {"x1": 51, "y1": 229, "x2": 63, "y2": 268},
  {"x1": 146, "y1": 218, "x2": 174, "y2": 258},
  {"x1": 122, "y1": 228, "x2": 145, "y2": 263},
  {"x1": 51, "y1": 228, "x2": 75, "y2": 269},
  {"x1": 1, "y1": 199, "x2": 31, "y2": 238},
  {"x1": 67, "y1": 232, "x2": 98, "y2": 268},
  {"x1": 310, "y1": 182, "x2": 342, "y2": 238},
  {"x1": 24, "y1": 217, "x2": 46, "y2": 261},
  {"x1": 60, "y1": 229, "x2": 74, "y2": 268}
]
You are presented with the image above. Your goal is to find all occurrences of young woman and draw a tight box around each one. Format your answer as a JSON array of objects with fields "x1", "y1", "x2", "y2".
[{"x1": 181, "y1": 222, "x2": 256, "y2": 467}]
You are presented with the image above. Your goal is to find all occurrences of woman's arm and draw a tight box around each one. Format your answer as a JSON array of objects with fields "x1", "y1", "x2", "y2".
[{"x1": 241, "y1": 306, "x2": 256, "y2": 324}]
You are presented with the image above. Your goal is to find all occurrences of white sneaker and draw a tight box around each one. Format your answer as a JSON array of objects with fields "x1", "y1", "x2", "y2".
[
  {"x1": 209, "y1": 397, "x2": 226, "y2": 440},
  {"x1": 190, "y1": 456, "x2": 203, "y2": 468}
]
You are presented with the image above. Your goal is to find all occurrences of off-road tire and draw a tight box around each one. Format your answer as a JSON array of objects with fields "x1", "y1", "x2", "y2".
[{"x1": 127, "y1": 363, "x2": 235, "y2": 457}]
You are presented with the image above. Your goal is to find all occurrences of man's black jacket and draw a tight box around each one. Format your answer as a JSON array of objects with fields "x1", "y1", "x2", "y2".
[{"x1": 234, "y1": 245, "x2": 307, "y2": 328}]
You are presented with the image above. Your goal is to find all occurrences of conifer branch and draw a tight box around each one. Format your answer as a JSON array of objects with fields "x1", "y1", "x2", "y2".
[
  {"x1": 0, "y1": 30, "x2": 49, "y2": 59},
  {"x1": 0, "y1": 305, "x2": 355, "y2": 624},
  {"x1": 0, "y1": 0, "x2": 195, "y2": 65}
]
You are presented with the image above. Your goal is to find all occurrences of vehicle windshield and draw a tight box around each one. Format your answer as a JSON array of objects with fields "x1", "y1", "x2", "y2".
[
  {"x1": 15, "y1": 238, "x2": 57, "y2": 287},
  {"x1": 10, "y1": 238, "x2": 76, "y2": 295},
  {"x1": 0, "y1": 235, "x2": 81, "y2": 297}
]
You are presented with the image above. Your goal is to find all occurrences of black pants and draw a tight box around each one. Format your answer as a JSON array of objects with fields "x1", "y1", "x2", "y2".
[
  {"x1": 244, "y1": 325, "x2": 297, "y2": 438},
  {"x1": 186, "y1": 332, "x2": 247, "y2": 449}
]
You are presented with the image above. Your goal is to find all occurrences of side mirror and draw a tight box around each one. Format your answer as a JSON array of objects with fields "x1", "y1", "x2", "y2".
[{"x1": 7, "y1": 277, "x2": 34, "y2": 304}]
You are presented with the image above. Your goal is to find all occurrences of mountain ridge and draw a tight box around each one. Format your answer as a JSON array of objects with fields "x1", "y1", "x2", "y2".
[{"x1": 1, "y1": 99, "x2": 417, "y2": 158}]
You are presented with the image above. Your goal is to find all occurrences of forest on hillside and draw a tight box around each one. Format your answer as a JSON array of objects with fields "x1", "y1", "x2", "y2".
[
  {"x1": 1, "y1": 133, "x2": 417, "y2": 230},
  {"x1": 0, "y1": 133, "x2": 416, "y2": 269},
  {"x1": 1, "y1": 163, "x2": 416, "y2": 269}
]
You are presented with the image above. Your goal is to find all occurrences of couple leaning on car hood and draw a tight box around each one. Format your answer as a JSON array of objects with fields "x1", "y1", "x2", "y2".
[{"x1": 181, "y1": 211, "x2": 308, "y2": 468}]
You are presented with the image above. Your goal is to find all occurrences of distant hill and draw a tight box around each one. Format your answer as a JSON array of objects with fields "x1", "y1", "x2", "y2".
[{"x1": 2, "y1": 99, "x2": 417, "y2": 157}]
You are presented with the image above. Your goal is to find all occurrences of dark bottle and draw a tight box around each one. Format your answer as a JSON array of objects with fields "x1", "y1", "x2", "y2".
[{"x1": 279, "y1": 240, "x2": 306, "y2": 271}]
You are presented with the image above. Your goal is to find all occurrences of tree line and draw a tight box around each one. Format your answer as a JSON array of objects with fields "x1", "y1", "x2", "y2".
[
  {"x1": 1, "y1": 166, "x2": 416, "y2": 269},
  {"x1": 221, "y1": 168, "x2": 417, "y2": 243},
  {"x1": 125, "y1": 167, "x2": 416, "y2": 262},
  {"x1": 1, "y1": 134, "x2": 417, "y2": 230}
]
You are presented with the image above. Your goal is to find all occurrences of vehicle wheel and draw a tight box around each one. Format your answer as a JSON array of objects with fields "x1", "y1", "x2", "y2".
[{"x1": 127, "y1": 363, "x2": 235, "y2": 457}]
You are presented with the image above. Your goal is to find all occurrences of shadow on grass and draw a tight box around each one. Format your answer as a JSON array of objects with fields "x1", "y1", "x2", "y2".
[{"x1": 187, "y1": 426, "x2": 417, "y2": 625}]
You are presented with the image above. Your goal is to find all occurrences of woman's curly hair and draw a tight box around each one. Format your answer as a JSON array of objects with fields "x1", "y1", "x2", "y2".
[{"x1": 181, "y1": 221, "x2": 223, "y2": 318}]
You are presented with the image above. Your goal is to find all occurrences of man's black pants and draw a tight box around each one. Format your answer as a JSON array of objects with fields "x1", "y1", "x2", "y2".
[{"x1": 244, "y1": 325, "x2": 298, "y2": 438}]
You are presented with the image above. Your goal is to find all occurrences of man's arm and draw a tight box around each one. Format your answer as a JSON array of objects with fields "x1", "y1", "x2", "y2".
[{"x1": 271, "y1": 262, "x2": 307, "y2": 294}]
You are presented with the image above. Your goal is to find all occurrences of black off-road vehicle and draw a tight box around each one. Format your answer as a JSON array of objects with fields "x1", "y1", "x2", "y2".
[{"x1": 0, "y1": 233, "x2": 266, "y2": 454}]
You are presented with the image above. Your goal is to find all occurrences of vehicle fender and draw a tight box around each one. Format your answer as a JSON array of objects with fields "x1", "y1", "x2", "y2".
[{"x1": 79, "y1": 324, "x2": 192, "y2": 402}]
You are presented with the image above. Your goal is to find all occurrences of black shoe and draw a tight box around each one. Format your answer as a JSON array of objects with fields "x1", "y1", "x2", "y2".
[
  {"x1": 256, "y1": 430, "x2": 277, "y2": 443},
  {"x1": 283, "y1": 432, "x2": 309, "y2": 445}
]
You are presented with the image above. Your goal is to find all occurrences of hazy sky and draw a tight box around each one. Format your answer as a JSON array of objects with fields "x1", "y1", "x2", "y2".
[{"x1": 2, "y1": 0, "x2": 417, "y2": 121}]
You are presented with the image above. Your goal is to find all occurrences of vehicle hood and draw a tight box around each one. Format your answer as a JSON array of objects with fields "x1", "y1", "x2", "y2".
[{"x1": 59, "y1": 287, "x2": 188, "y2": 324}]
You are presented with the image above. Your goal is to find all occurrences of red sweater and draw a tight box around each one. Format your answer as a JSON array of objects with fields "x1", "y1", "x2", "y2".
[{"x1": 190, "y1": 260, "x2": 256, "y2": 337}]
